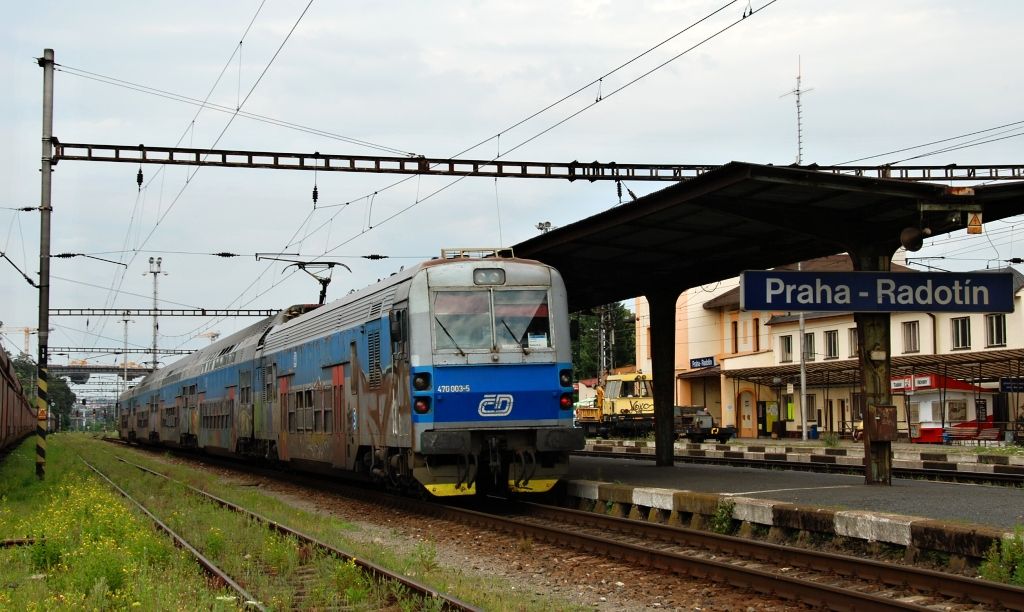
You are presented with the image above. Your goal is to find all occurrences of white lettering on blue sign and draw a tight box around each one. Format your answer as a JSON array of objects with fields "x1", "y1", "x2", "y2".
[
  {"x1": 766, "y1": 278, "x2": 851, "y2": 305},
  {"x1": 741, "y1": 271, "x2": 1013, "y2": 313},
  {"x1": 875, "y1": 278, "x2": 988, "y2": 307}
]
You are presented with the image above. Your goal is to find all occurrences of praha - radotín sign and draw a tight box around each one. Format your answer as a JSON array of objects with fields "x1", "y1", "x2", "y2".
[{"x1": 740, "y1": 271, "x2": 1014, "y2": 313}]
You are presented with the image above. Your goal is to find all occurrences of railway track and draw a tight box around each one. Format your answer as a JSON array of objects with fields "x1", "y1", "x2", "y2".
[
  {"x1": 575, "y1": 447, "x2": 1024, "y2": 486},
  {"x1": 280, "y1": 470, "x2": 1024, "y2": 610},
  {"x1": 101, "y1": 438, "x2": 1024, "y2": 610},
  {"x1": 80, "y1": 446, "x2": 479, "y2": 611},
  {"x1": 492, "y1": 501, "x2": 1024, "y2": 611}
]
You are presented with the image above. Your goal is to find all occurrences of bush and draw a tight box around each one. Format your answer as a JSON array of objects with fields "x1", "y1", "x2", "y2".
[
  {"x1": 710, "y1": 500, "x2": 736, "y2": 535},
  {"x1": 980, "y1": 526, "x2": 1024, "y2": 586},
  {"x1": 821, "y1": 432, "x2": 841, "y2": 448}
]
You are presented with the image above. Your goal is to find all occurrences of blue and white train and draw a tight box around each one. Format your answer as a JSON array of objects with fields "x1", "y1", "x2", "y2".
[{"x1": 118, "y1": 249, "x2": 584, "y2": 496}]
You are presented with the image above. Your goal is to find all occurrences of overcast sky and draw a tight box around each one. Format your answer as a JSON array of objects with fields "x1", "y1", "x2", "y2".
[{"x1": 2, "y1": 1, "x2": 1022, "y2": 388}]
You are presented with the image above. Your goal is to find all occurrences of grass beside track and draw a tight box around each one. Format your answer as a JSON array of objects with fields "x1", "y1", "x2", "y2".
[
  {"x1": 3, "y1": 434, "x2": 588, "y2": 611},
  {"x1": 0, "y1": 435, "x2": 239, "y2": 610}
]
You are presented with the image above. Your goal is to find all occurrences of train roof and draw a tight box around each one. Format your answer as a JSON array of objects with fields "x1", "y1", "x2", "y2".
[{"x1": 122, "y1": 252, "x2": 556, "y2": 399}]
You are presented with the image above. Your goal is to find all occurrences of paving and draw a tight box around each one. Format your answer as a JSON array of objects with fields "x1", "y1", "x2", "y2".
[{"x1": 563, "y1": 438, "x2": 1024, "y2": 561}]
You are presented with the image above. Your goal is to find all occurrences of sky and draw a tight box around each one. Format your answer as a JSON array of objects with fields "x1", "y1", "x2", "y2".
[{"x1": 2, "y1": 1, "x2": 1022, "y2": 398}]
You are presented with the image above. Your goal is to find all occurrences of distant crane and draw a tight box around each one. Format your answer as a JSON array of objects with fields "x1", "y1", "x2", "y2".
[{"x1": 0, "y1": 326, "x2": 40, "y2": 356}]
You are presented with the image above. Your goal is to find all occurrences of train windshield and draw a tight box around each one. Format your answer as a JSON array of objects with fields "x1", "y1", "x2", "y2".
[{"x1": 432, "y1": 289, "x2": 551, "y2": 351}]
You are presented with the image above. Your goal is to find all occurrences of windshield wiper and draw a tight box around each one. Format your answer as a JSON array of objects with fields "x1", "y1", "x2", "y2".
[
  {"x1": 434, "y1": 317, "x2": 465, "y2": 356},
  {"x1": 500, "y1": 319, "x2": 530, "y2": 355}
]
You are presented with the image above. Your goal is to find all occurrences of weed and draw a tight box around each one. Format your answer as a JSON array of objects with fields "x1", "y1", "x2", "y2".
[
  {"x1": 821, "y1": 432, "x2": 841, "y2": 448},
  {"x1": 516, "y1": 535, "x2": 534, "y2": 554},
  {"x1": 204, "y1": 526, "x2": 225, "y2": 557},
  {"x1": 980, "y1": 526, "x2": 1024, "y2": 586},
  {"x1": 709, "y1": 500, "x2": 736, "y2": 535},
  {"x1": 263, "y1": 533, "x2": 300, "y2": 576},
  {"x1": 411, "y1": 540, "x2": 440, "y2": 575}
]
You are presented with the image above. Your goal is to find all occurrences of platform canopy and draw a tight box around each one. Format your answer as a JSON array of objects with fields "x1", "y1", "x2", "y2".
[{"x1": 515, "y1": 162, "x2": 1024, "y2": 312}]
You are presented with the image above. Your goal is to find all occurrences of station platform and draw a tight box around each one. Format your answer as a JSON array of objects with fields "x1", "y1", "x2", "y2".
[{"x1": 564, "y1": 438, "x2": 1024, "y2": 563}]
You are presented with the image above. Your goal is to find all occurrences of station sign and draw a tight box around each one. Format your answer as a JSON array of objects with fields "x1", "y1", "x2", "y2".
[
  {"x1": 690, "y1": 356, "x2": 716, "y2": 369},
  {"x1": 1000, "y1": 377, "x2": 1024, "y2": 393},
  {"x1": 740, "y1": 271, "x2": 1014, "y2": 313}
]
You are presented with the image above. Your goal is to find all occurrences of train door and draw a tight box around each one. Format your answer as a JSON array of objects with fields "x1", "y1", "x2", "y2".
[
  {"x1": 327, "y1": 364, "x2": 348, "y2": 468},
  {"x1": 739, "y1": 391, "x2": 755, "y2": 438},
  {"x1": 347, "y1": 342, "x2": 359, "y2": 456},
  {"x1": 237, "y1": 368, "x2": 254, "y2": 443},
  {"x1": 181, "y1": 384, "x2": 198, "y2": 445},
  {"x1": 277, "y1": 374, "x2": 291, "y2": 461},
  {"x1": 254, "y1": 361, "x2": 276, "y2": 440}
]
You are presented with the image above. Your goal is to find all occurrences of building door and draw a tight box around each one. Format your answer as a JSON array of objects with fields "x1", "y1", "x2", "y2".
[{"x1": 739, "y1": 391, "x2": 755, "y2": 438}]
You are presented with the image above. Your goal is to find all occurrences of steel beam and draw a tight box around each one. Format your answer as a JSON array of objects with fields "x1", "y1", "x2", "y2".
[
  {"x1": 51, "y1": 141, "x2": 1024, "y2": 182},
  {"x1": 49, "y1": 308, "x2": 277, "y2": 317},
  {"x1": 47, "y1": 347, "x2": 195, "y2": 356}
]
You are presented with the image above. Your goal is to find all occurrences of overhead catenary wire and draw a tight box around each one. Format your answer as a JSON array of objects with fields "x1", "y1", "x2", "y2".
[
  {"x1": 288, "y1": 0, "x2": 779, "y2": 266},
  {"x1": 836, "y1": 118, "x2": 1024, "y2": 165},
  {"x1": 59, "y1": 0, "x2": 777, "y2": 350},
  {"x1": 79, "y1": 2, "x2": 317, "y2": 349},
  {"x1": 55, "y1": 65, "x2": 417, "y2": 157},
  {"x1": 78, "y1": 0, "x2": 271, "y2": 352},
  {"x1": 60, "y1": 2, "x2": 779, "y2": 350},
  {"x1": 310, "y1": 0, "x2": 783, "y2": 258}
]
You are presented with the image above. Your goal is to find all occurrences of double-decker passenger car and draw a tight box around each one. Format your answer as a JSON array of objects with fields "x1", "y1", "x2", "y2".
[{"x1": 119, "y1": 248, "x2": 584, "y2": 496}]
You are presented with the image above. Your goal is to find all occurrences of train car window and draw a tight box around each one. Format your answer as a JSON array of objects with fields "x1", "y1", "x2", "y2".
[
  {"x1": 606, "y1": 380, "x2": 619, "y2": 398},
  {"x1": 239, "y1": 370, "x2": 252, "y2": 405},
  {"x1": 303, "y1": 389, "x2": 314, "y2": 431},
  {"x1": 432, "y1": 291, "x2": 492, "y2": 350},
  {"x1": 287, "y1": 388, "x2": 297, "y2": 433},
  {"x1": 389, "y1": 309, "x2": 408, "y2": 353},
  {"x1": 494, "y1": 289, "x2": 550, "y2": 349},
  {"x1": 322, "y1": 386, "x2": 333, "y2": 434}
]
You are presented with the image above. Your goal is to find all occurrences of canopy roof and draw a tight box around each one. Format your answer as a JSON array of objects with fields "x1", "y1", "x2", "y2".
[{"x1": 515, "y1": 162, "x2": 1024, "y2": 311}]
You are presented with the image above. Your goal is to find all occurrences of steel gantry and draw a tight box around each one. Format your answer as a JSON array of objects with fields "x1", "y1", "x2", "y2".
[
  {"x1": 47, "y1": 347, "x2": 195, "y2": 357},
  {"x1": 51, "y1": 141, "x2": 1024, "y2": 183},
  {"x1": 49, "y1": 308, "x2": 277, "y2": 317}
]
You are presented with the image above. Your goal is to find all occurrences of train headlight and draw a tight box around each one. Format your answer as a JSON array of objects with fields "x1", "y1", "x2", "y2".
[
  {"x1": 413, "y1": 373, "x2": 431, "y2": 391},
  {"x1": 559, "y1": 393, "x2": 573, "y2": 410},
  {"x1": 473, "y1": 268, "x2": 505, "y2": 285},
  {"x1": 559, "y1": 369, "x2": 572, "y2": 387},
  {"x1": 414, "y1": 397, "x2": 432, "y2": 414}
]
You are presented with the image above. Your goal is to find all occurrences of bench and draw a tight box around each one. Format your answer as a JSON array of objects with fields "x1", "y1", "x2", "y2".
[{"x1": 943, "y1": 426, "x2": 1001, "y2": 445}]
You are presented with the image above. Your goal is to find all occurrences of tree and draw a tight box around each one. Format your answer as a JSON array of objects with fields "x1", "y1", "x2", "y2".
[
  {"x1": 571, "y1": 302, "x2": 636, "y2": 380},
  {"x1": 12, "y1": 355, "x2": 76, "y2": 431}
]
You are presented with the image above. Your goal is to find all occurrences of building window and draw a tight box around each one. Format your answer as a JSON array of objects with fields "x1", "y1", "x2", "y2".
[
  {"x1": 803, "y1": 332, "x2": 815, "y2": 361},
  {"x1": 908, "y1": 401, "x2": 920, "y2": 424},
  {"x1": 804, "y1": 393, "x2": 816, "y2": 421},
  {"x1": 731, "y1": 320, "x2": 739, "y2": 354},
  {"x1": 753, "y1": 318, "x2": 760, "y2": 352},
  {"x1": 851, "y1": 393, "x2": 865, "y2": 422},
  {"x1": 780, "y1": 335, "x2": 793, "y2": 363},
  {"x1": 824, "y1": 330, "x2": 838, "y2": 359},
  {"x1": 848, "y1": 327, "x2": 858, "y2": 358},
  {"x1": 946, "y1": 399, "x2": 967, "y2": 422},
  {"x1": 951, "y1": 317, "x2": 971, "y2": 350},
  {"x1": 902, "y1": 321, "x2": 920, "y2": 354},
  {"x1": 986, "y1": 313, "x2": 1006, "y2": 348}
]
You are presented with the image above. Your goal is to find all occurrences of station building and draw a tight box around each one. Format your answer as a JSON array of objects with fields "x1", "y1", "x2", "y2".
[{"x1": 634, "y1": 252, "x2": 1024, "y2": 441}]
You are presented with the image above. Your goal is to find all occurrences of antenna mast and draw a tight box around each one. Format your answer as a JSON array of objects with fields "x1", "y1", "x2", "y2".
[{"x1": 781, "y1": 56, "x2": 813, "y2": 164}]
